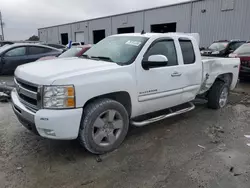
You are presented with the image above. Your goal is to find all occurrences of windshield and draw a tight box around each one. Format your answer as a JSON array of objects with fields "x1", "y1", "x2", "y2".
[
  {"x1": 84, "y1": 36, "x2": 148, "y2": 64},
  {"x1": 59, "y1": 47, "x2": 83, "y2": 58},
  {"x1": 234, "y1": 43, "x2": 250, "y2": 56},
  {"x1": 208, "y1": 42, "x2": 228, "y2": 51}
]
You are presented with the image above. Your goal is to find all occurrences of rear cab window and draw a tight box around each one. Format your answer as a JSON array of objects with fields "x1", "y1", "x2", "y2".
[{"x1": 179, "y1": 39, "x2": 196, "y2": 65}]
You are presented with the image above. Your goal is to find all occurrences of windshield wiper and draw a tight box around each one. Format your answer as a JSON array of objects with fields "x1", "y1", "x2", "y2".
[{"x1": 91, "y1": 56, "x2": 114, "y2": 62}]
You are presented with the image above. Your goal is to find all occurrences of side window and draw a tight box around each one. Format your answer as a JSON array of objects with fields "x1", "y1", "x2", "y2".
[
  {"x1": 144, "y1": 40, "x2": 178, "y2": 66},
  {"x1": 81, "y1": 42, "x2": 85, "y2": 45},
  {"x1": 179, "y1": 40, "x2": 195, "y2": 64},
  {"x1": 43, "y1": 48, "x2": 53, "y2": 53},
  {"x1": 229, "y1": 42, "x2": 244, "y2": 51},
  {"x1": 28, "y1": 47, "x2": 49, "y2": 55},
  {"x1": 5, "y1": 47, "x2": 26, "y2": 57}
]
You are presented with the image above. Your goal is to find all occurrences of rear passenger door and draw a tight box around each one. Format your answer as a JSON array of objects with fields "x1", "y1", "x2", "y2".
[
  {"x1": 177, "y1": 38, "x2": 202, "y2": 103},
  {"x1": 27, "y1": 46, "x2": 55, "y2": 62}
]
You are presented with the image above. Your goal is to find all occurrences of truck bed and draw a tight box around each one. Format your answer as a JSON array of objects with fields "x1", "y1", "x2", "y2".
[{"x1": 199, "y1": 57, "x2": 240, "y2": 94}]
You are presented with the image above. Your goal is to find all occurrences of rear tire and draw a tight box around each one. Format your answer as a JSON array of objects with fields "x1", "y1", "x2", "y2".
[
  {"x1": 78, "y1": 98, "x2": 129, "y2": 154},
  {"x1": 207, "y1": 81, "x2": 229, "y2": 109}
]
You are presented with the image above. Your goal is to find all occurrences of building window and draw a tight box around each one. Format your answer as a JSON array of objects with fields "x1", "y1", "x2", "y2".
[{"x1": 221, "y1": 0, "x2": 234, "y2": 11}]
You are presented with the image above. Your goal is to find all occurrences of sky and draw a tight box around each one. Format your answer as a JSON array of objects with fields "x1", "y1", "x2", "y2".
[{"x1": 0, "y1": 0, "x2": 190, "y2": 40}]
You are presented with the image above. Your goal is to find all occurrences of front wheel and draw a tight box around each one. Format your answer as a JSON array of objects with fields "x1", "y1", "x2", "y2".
[
  {"x1": 207, "y1": 81, "x2": 229, "y2": 109},
  {"x1": 78, "y1": 99, "x2": 129, "y2": 154}
]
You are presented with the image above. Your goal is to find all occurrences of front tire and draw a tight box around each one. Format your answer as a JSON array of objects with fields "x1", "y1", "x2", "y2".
[
  {"x1": 78, "y1": 98, "x2": 129, "y2": 154},
  {"x1": 207, "y1": 81, "x2": 229, "y2": 109}
]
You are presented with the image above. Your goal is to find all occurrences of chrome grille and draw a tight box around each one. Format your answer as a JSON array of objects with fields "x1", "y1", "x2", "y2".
[{"x1": 14, "y1": 77, "x2": 42, "y2": 112}]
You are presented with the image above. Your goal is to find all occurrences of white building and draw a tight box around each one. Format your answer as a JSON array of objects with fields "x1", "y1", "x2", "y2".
[{"x1": 38, "y1": 0, "x2": 250, "y2": 47}]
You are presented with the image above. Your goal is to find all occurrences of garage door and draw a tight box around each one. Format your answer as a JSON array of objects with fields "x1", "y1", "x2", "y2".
[{"x1": 75, "y1": 32, "x2": 85, "y2": 43}]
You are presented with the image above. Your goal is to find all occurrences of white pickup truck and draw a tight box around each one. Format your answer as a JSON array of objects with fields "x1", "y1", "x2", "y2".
[{"x1": 11, "y1": 33, "x2": 240, "y2": 154}]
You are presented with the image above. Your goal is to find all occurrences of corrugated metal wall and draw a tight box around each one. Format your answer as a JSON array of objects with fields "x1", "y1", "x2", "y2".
[
  {"x1": 71, "y1": 22, "x2": 89, "y2": 44},
  {"x1": 38, "y1": 0, "x2": 250, "y2": 47},
  {"x1": 111, "y1": 12, "x2": 144, "y2": 34},
  {"x1": 47, "y1": 27, "x2": 59, "y2": 44},
  {"x1": 191, "y1": 0, "x2": 250, "y2": 47},
  {"x1": 88, "y1": 17, "x2": 112, "y2": 44},
  {"x1": 144, "y1": 3, "x2": 191, "y2": 33}
]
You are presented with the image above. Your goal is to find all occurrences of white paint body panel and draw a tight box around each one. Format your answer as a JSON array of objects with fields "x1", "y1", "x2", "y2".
[
  {"x1": 13, "y1": 33, "x2": 240, "y2": 140},
  {"x1": 199, "y1": 57, "x2": 240, "y2": 94},
  {"x1": 35, "y1": 108, "x2": 82, "y2": 140}
]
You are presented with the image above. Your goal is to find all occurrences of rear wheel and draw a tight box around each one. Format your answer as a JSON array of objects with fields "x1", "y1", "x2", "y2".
[
  {"x1": 207, "y1": 81, "x2": 229, "y2": 109},
  {"x1": 78, "y1": 98, "x2": 129, "y2": 154}
]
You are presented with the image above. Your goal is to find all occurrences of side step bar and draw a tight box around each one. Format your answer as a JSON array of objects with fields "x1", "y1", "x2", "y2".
[{"x1": 130, "y1": 102, "x2": 195, "y2": 127}]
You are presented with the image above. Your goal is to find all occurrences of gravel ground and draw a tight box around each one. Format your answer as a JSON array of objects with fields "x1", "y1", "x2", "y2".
[{"x1": 0, "y1": 77, "x2": 250, "y2": 188}]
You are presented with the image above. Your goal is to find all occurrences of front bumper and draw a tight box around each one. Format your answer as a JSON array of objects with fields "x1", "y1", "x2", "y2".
[{"x1": 11, "y1": 89, "x2": 83, "y2": 140}]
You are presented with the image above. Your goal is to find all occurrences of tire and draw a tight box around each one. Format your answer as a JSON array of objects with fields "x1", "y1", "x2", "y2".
[
  {"x1": 78, "y1": 98, "x2": 129, "y2": 154},
  {"x1": 207, "y1": 81, "x2": 229, "y2": 109}
]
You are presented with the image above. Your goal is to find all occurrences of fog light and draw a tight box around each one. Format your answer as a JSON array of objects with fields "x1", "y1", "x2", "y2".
[{"x1": 43, "y1": 129, "x2": 56, "y2": 136}]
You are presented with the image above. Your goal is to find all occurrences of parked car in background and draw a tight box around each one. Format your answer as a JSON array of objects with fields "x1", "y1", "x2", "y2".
[
  {"x1": 37, "y1": 45, "x2": 92, "y2": 61},
  {"x1": 0, "y1": 43, "x2": 62, "y2": 74},
  {"x1": 201, "y1": 40, "x2": 245, "y2": 57},
  {"x1": 0, "y1": 41, "x2": 14, "y2": 47},
  {"x1": 43, "y1": 43, "x2": 66, "y2": 49},
  {"x1": 229, "y1": 42, "x2": 250, "y2": 79},
  {"x1": 66, "y1": 42, "x2": 85, "y2": 48}
]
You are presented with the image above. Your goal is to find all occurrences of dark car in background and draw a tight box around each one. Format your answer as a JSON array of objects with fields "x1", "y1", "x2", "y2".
[
  {"x1": 0, "y1": 43, "x2": 62, "y2": 74},
  {"x1": 36, "y1": 45, "x2": 92, "y2": 61},
  {"x1": 201, "y1": 40, "x2": 245, "y2": 57},
  {"x1": 0, "y1": 41, "x2": 14, "y2": 47},
  {"x1": 229, "y1": 42, "x2": 250, "y2": 79}
]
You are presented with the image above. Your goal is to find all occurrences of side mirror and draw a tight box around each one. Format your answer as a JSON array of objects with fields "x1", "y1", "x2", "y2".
[{"x1": 142, "y1": 55, "x2": 168, "y2": 70}]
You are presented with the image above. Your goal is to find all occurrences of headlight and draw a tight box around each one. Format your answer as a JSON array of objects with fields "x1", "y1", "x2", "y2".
[{"x1": 43, "y1": 85, "x2": 75, "y2": 109}]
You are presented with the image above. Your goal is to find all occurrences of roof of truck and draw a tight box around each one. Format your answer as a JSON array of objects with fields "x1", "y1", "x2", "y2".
[
  {"x1": 111, "y1": 32, "x2": 200, "y2": 45},
  {"x1": 112, "y1": 32, "x2": 196, "y2": 38}
]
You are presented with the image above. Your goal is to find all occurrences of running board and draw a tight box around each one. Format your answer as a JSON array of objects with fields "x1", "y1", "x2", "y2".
[{"x1": 130, "y1": 102, "x2": 195, "y2": 127}]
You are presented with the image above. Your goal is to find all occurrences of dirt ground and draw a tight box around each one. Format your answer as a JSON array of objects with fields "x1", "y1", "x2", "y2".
[{"x1": 0, "y1": 76, "x2": 250, "y2": 188}]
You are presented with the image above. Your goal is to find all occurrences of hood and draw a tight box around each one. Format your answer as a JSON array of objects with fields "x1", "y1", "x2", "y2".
[{"x1": 15, "y1": 57, "x2": 119, "y2": 85}]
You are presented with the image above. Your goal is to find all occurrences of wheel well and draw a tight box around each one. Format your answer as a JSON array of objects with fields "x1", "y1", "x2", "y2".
[
  {"x1": 83, "y1": 92, "x2": 132, "y2": 117},
  {"x1": 215, "y1": 73, "x2": 233, "y2": 86},
  {"x1": 204, "y1": 73, "x2": 233, "y2": 98}
]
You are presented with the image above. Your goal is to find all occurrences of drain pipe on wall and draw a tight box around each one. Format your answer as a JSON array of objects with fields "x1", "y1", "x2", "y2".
[{"x1": 189, "y1": 0, "x2": 194, "y2": 33}]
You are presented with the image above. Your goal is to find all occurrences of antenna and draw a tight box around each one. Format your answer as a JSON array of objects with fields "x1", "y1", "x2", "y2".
[{"x1": 141, "y1": 30, "x2": 146, "y2": 35}]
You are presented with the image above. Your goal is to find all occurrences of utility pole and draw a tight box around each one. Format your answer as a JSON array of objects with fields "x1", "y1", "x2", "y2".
[{"x1": 0, "y1": 11, "x2": 4, "y2": 41}]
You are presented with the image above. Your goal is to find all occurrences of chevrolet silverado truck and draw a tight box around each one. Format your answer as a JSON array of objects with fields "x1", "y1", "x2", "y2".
[{"x1": 11, "y1": 33, "x2": 240, "y2": 154}]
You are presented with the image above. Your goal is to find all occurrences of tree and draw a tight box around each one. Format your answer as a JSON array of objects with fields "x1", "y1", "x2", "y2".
[{"x1": 27, "y1": 35, "x2": 39, "y2": 41}]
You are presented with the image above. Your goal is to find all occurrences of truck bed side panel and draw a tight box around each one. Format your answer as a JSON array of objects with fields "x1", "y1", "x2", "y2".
[{"x1": 199, "y1": 57, "x2": 240, "y2": 94}]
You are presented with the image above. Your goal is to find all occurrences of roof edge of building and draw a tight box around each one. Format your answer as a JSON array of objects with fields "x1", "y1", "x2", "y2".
[{"x1": 38, "y1": 0, "x2": 201, "y2": 30}]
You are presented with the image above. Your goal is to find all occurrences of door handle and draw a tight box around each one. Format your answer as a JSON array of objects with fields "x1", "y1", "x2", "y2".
[{"x1": 171, "y1": 72, "x2": 182, "y2": 77}]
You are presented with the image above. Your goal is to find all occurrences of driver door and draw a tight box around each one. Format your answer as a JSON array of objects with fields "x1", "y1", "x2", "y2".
[{"x1": 136, "y1": 38, "x2": 184, "y2": 115}]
